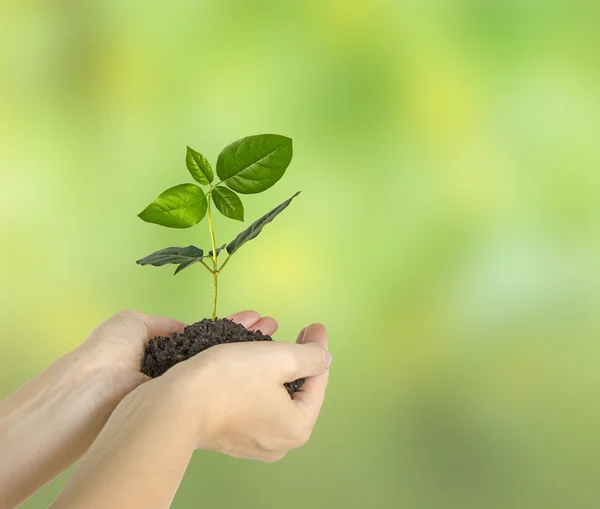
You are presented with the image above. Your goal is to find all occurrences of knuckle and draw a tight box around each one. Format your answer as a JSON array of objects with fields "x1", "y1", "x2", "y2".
[
  {"x1": 313, "y1": 346, "x2": 327, "y2": 367},
  {"x1": 280, "y1": 419, "x2": 313, "y2": 449},
  {"x1": 282, "y1": 349, "x2": 301, "y2": 373},
  {"x1": 115, "y1": 309, "x2": 143, "y2": 321},
  {"x1": 263, "y1": 452, "x2": 286, "y2": 463},
  {"x1": 121, "y1": 310, "x2": 148, "y2": 330},
  {"x1": 293, "y1": 420, "x2": 314, "y2": 447}
]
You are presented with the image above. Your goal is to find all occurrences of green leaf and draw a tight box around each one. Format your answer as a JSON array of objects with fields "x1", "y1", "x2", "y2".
[
  {"x1": 136, "y1": 245, "x2": 205, "y2": 275},
  {"x1": 217, "y1": 134, "x2": 293, "y2": 194},
  {"x1": 186, "y1": 146, "x2": 214, "y2": 185},
  {"x1": 138, "y1": 184, "x2": 207, "y2": 228},
  {"x1": 212, "y1": 187, "x2": 244, "y2": 221},
  {"x1": 226, "y1": 192, "x2": 300, "y2": 255},
  {"x1": 174, "y1": 258, "x2": 201, "y2": 275},
  {"x1": 209, "y1": 244, "x2": 227, "y2": 257}
]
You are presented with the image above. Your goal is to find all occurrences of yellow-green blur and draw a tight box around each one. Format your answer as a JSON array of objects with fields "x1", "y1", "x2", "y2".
[{"x1": 1, "y1": 2, "x2": 599, "y2": 508}]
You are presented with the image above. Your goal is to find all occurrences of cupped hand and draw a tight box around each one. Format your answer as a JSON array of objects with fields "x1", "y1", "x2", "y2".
[
  {"x1": 143, "y1": 322, "x2": 332, "y2": 462},
  {"x1": 75, "y1": 309, "x2": 277, "y2": 401},
  {"x1": 37, "y1": 311, "x2": 281, "y2": 509},
  {"x1": 0, "y1": 309, "x2": 278, "y2": 507},
  {"x1": 46, "y1": 318, "x2": 330, "y2": 509}
]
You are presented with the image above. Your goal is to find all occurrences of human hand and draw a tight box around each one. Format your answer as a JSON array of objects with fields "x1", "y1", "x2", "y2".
[
  {"x1": 63, "y1": 309, "x2": 279, "y2": 444},
  {"x1": 0, "y1": 309, "x2": 274, "y2": 508},
  {"x1": 141, "y1": 322, "x2": 331, "y2": 462},
  {"x1": 48, "y1": 320, "x2": 330, "y2": 509},
  {"x1": 75, "y1": 309, "x2": 277, "y2": 401},
  {"x1": 0, "y1": 310, "x2": 178, "y2": 508}
]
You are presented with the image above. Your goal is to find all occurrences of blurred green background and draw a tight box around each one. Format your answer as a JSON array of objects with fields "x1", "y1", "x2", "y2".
[{"x1": 1, "y1": 1, "x2": 600, "y2": 508}]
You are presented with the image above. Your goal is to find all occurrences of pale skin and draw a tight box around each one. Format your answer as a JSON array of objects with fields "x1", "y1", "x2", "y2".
[{"x1": 0, "y1": 310, "x2": 331, "y2": 509}]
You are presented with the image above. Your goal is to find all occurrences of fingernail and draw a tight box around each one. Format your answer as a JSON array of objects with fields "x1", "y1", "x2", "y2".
[
  {"x1": 326, "y1": 351, "x2": 333, "y2": 367},
  {"x1": 300, "y1": 328, "x2": 308, "y2": 344}
]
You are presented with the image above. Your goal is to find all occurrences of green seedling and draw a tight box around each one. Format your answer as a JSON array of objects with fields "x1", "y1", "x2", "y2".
[{"x1": 136, "y1": 134, "x2": 300, "y2": 320}]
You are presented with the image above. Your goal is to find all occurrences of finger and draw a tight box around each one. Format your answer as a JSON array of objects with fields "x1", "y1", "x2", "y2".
[
  {"x1": 294, "y1": 370, "x2": 330, "y2": 420},
  {"x1": 296, "y1": 327, "x2": 308, "y2": 344},
  {"x1": 227, "y1": 310, "x2": 261, "y2": 329},
  {"x1": 144, "y1": 314, "x2": 187, "y2": 339},
  {"x1": 273, "y1": 341, "x2": 331, "y2": 382},
  {"x1": 301, "y1": 323, "x2": 328, "y2": 349},
  {"x1": 292, "y1": 324, "x2": 330, "y2": 420},
  {"x1": 188, "y1": 338, "x2": 330, "y2": 384},
  {"x1": 90, "y1": 310, "x2": 185, "y2": 350},
  {"x1": 249, "y1": 317, "x2": 278, "y2": 336}
]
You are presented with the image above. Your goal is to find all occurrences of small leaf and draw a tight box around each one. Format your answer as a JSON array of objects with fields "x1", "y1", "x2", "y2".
[
  {"x1": 226, "y1": 192, "x2": 300, "y2": 255},
  {"x1": 208, "y1": 244, "x2": 227, "y2": 257},
  {"x1": 174, "y1": 258, "x2": 200, "y2": 275},
  {"x1": 136, "y1": 246, "x2": 205, "y2": 274},
  {"x1": 186, "y1": 146, "x2": 214, "y2": 185},
  {"x1": 212, "y1": 187, "x2": 244, "y2": 221},
  {"x1": 138, "y1": 184, "x2": 207, "y2": 228},
  {"x1": 217, "y1": 134, "x2": 293, "y2": 194}
]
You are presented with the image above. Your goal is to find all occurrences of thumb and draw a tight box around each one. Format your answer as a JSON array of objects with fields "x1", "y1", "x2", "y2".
[{"x1": 278, "y1": 342, "x2": 332, "y2": 382}]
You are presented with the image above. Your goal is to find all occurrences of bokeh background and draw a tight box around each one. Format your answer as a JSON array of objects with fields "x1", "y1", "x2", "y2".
[{"x1": 1, "y1": 1, "x2": 600, "y2": 508}]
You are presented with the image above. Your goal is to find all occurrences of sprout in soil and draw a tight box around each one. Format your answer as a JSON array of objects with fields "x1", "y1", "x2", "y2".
[{"x1": 135, "y1": 134, "x2": 304, "y2": 395}]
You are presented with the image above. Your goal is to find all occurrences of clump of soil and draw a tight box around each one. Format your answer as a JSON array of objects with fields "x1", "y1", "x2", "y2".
[{"x1": 142, "y1": 318, "x2": 305, "y2": 397}]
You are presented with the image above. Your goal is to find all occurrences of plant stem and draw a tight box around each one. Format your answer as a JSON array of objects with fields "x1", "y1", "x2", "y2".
[
  {"x1": 206, "y1": 187, "x2": 219, "y2": 320},
  {"x1": 199, "y1": 260, "x2": 213, "y2": 273},
  {"x1": 212, "y1": 270, "x2": 218, "y2": 321},
  {"x1": 216, "y1": 253, "x2": 232, "y2": 275}
]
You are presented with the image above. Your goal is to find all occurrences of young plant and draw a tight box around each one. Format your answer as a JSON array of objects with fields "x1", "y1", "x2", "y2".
[{"x1": 136, "y1": 134, "x2": 300, "y2": 320}]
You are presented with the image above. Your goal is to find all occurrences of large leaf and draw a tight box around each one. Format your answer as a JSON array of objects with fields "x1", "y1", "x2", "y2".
[
  {"x1": 186, "y1": 146, "x2": 214, "y2": 185},
  {"x1": 226, "y1": 192, "x2": 300, "y2": 255},
  {"x1": 212, "y1": 187, "x2": 244, "y2": 221},
  {"x1": 216, "y1": 134, "x2": 293, "y2": 194},
  {"x1": 138, "y1": 184, "x2": 207, "y2": 228},
  {"x1": 136, "y1": 245, "x2": 206, "y2": 275}
]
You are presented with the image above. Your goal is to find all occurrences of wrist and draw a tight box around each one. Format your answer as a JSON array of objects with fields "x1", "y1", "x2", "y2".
[
  {"x1": 0, "y1": 350, "x2": 90, "y2": 418},
  {"x1": 0, "y1": 351, "x2": 121, "y2": 507},
  {"x1": 155, "y1": 361, "x2": 217, "y2": 448},
  {"x1": 56, "y1": 349, "x2": 99, "y2": 381},
  {"x1": 130, "y1": 371, "x2": 204, "y2": 447}
]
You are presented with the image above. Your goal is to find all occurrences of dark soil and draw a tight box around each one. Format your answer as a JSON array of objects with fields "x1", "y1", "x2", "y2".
[{"x1": 141, "y1": 318, "x2": 305, "y2": 397}]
